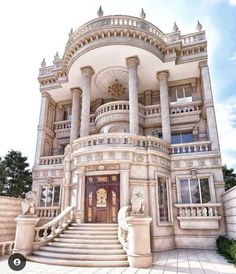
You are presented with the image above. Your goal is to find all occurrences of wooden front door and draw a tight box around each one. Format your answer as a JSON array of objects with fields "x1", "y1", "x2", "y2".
[{"x1": 85, "y1": 175, "x2": 120, "y2": 223}]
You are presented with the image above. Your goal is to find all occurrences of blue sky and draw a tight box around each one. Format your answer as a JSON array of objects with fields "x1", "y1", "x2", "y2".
[{"x1": 0, "y1": 0, "x2": 235, "y2": 169}]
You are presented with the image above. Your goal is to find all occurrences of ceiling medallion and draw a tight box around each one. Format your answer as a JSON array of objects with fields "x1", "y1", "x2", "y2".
[{"x1": 108, "y1": 79, "x2": 126, "y2": 98}]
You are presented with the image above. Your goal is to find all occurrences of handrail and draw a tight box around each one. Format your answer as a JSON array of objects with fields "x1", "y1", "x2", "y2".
[
  {"x1": 33, "y1": 206, "x2": 75, "y2": 247},
  {"x1": 118, "y1": 206, "x2": 131, "y2": 250},
  {"x1": 175, "y1": 203, "x2": 221, "y2": 217}
]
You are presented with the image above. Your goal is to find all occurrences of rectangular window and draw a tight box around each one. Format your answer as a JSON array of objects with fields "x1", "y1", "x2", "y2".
[
  {"x1": 179, "y1": 178, "x2": 210, "y2": 204},
  {"x1": 40, "y1": 185, "x2": 60, "y2": 207},
  {"x1": 171, "y1": 132, "x2": 193, "y2": 144},
  {"x1": 170, "y1": 85, "x2": 192, "y2": 103}
]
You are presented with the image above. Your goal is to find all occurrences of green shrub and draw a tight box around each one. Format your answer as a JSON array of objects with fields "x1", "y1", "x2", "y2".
[{"x1": 216, "y1": 235, "x2": 236, "y2": 264}]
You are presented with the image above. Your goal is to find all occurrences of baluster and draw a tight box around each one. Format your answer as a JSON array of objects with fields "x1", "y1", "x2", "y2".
[
  {"x1": 51, "y1": 225, "x2": 56, "y2": 236},
  {"x1": 214, "y1": 206, "x2": 218, "y2": 216},
  {"x1": 197, "y1": 207, "x2": 202, "y2": 216},
  {"x1": 58, "y1": 220, "x2": 63, "y2": 230},
  {"x1": 35, "y1": 229, "x2": 40, "y2": 241},
  {"x1": 43, "y1": 228, "x2": 48, "y2": 240},
  {"x1": 202, "y1": 207, "x2": 207, "y2": 216},
  {"x1": 209, "y1": 207, "x2": 213, "y2": 217}
]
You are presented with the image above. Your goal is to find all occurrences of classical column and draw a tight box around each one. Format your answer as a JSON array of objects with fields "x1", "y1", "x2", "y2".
[
  {"x1": 63, "y1": 159, "x2": 71, "y2": 209},
  {"x1": 76, "y1": 168, "x2": 85, "y2": 222},
  {"x1": 80, "y1": 66, "x2": 94, "y2": 137},
  {"x1": 120, "y1": 164, "x2": 130, "y2": 207},
  {"x1": 70, "y1": 87, "x2": 81, "y2": 143},
  {"x1": 126, "y1": 56, "x2": 140, "y2": 135},
  {"x1": 199, "y1": 61, "x2": 220, "y2": 151},
  {"x1": 34, "y1": 92, "x2": 50, "y2": 165},
  {"x1": 156, "y1": 71, "x2": 171, "y2": 143}
]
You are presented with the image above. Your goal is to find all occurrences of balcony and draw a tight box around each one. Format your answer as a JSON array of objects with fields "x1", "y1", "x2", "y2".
[
  {"x1": 175, "y1": 203, "x2": 222, "y2": 229},
  {"x1": 171, "y1": 141, "x2": 211, "y2": 154}
]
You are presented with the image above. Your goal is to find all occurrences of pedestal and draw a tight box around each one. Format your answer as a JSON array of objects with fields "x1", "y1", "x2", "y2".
[
  {"x1": 126, "y1": 216, "x2": 152, "y2": 268},
  {"x1": 13, "y1": 215, "x2": 40, "y2": 256}
]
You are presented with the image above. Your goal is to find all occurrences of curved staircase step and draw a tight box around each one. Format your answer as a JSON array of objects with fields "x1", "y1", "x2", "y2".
[
  {"x1": 63, "y1": 230, "x2": 117, "y2": 235},
  {"x1": 53, "y1": 238, "x2": 120, "y2": 244},
  {"x1": 59, "y1": 233, "x2": 118, "y2": 240},
  {"x1": 48, "y1": 241, "x2": 123, "y2": 249},
  {"x1": 26, "y1": 255, "x2": 129, "y2": 267}
]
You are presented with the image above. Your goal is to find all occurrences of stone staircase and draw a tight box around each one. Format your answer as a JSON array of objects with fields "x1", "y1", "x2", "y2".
[{"x1": 27, "y1": 223, "x2": 129, "y2": 267}]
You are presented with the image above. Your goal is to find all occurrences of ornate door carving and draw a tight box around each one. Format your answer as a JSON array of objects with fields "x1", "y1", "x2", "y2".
[{"x1": 85, "y1": 175, "x2": 120, "y2": 223}]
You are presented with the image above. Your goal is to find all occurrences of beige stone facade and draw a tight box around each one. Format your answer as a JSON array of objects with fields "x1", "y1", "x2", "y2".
[{"x1": 32, "y1": 12, "x2": 226, "y2": 256}]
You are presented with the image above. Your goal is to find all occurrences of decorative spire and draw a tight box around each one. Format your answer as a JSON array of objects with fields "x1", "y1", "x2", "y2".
[
  {"x1": 41, "y1": 58, "x2": 46, "y2": 68},
  {"x1": 172, "y1": 22, "x2": 179, "y2": 32},
  {"x1": 196, "y1": 20, "x2": 202, "y2": 31},
  {"x1": 69, "y1": 28, "x2": 73, "y2": 38},
  {"x1": 140, "y1": 8, "x2": 146, "y2": 20},
  {"x1": 97, "y1": 5, "x2": 104, "y2": 17},
  {"x1": 53, "y1": 52, "x2": 60, "y2": 63}
]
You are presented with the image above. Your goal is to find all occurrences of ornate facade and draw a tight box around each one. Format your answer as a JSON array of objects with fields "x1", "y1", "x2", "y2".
[{"x1": 32, "y1": 9, "x2": 225, "y2": 259}]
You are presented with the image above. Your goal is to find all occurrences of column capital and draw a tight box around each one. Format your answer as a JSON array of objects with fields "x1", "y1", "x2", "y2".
[
  {"x1": 156, "y1": 70, "x2": 169, "y2": 81},
  {"x1": 80, "y1": 66, "x2": 95, "y2": 76},
  {"x1": 70, "y1": 87, "x2": 82, "y2": 95},
  {"x1": 126, "y1": 55, "x2": 140, "y2": 67},
  {"x1": 41, "y1": 91, "x2": 51, "y2": 99},
  {"x1": 199, "y1": 61, "x2": 208, "y2": 69}
]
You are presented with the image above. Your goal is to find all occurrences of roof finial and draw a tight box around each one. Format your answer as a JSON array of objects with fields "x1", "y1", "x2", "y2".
[
  {"x1": 172, "y1": 22, "x2": 179, "y2": 32},
  {"x1": 196, "y1": 20, "x2": 202, "y2": 31},
  {"x1": 41, "y1": 58, "x2": 46, "y2": 68},
  {"x1": 97, "y1": 5, "x2": 104, "y2": 17},
  {"x1": 140, "y1": 8, "x2": 146, "y2": 20},
  {"x1": 69, "y1": 28, "x2": 73, "y2": 38},
  {"x1": 53, "y1": 52, "x2": 60, "y2": 63}
]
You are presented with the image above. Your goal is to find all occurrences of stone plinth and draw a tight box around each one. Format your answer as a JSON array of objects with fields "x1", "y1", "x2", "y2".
[
  {"x1": 13, "y1": 215, "x2": 39, "y2": 256},
  {"x1": 126, "y1": 216, "x2": 152, "y2": 268}
]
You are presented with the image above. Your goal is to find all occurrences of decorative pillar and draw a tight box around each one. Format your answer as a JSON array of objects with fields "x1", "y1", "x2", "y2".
[
  {"x1": 76, "y1": 168, "x2": 85, "y2": 222},
  {"x1": 34, "y1": 92, "x2": 50, "y2": 165},
  {"x1": 126, "y1": 216, "x2": 152, "y2": 268},
  {"x1": 120, "y1": 164, "x2": 130, "y2": 207},
  {"x1": 126, "y1": 56, "x2": 140, "y2": 135},
  {"x1": 80, "y1": 66, "x2": 94, "y2": 138},
  {"x1": 156, "y1": 71, "x2": 171, "y2": 143},
  {"x1": 199, "y1": 61, "x2": 220, "y2": 151},
  {"x1": 70, "y1": 87, "x2": 81, "y2": 143},
  {"x1": 63, "y1": 159, "x2": 71, "y2": 209},
  {"x1": 14, "y1": 215, "x2": 40, "y2": 256}
]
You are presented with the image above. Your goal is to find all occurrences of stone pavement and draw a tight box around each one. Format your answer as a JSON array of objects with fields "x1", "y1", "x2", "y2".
[{"x1": 0, "y1": 249, "x2": 235, "y2": 274}]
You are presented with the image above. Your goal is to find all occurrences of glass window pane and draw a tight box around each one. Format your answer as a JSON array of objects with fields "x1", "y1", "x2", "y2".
[
  {"x1": 40, "y1": 186, "x2": 47, "y2": 206},
  {"x1": 180, "y1": 179, "x2": 190, "y2": 203},
  {"x1": 190, "y1": 179, "x2": 200, "y2": 203},
  {"x1": 185, "y1": 86, "x2": 192, "y2": 97},
  {"x1": 46, "y1": 186, "x2": 53, "y2": 206},
  {"x1": 158, "y1": 178, "x2": 169, "y2": 222},
  {"x1": 200, "y1": 179, "x2": 210, "y2": 203},
  {"x1": 182, "y1": 133, "x2": 193, "y2": 143},
  {"x1": 171, "y1": 134, "x2": 181, "y2": 144},
  {"x1": 170, "y1": 89, "x2": 176, "y2": 102},
  {"x1": 177, "y1": 88, "x2": 184, "y2": 98},
  {"x1": 53, "y1": 186, "x2": 60, "y2": 206}
]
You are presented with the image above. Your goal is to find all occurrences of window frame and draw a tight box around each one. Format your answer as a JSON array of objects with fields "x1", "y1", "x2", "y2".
[
  {"x1": 176, "y1": 174, "x2": 216, "y2": 204},
  {"x1": 39, "y1": 183, "x2": 61, "y2": 207},
  {"x1": 155, "y1": 172, "x2": 173, "y2": 226}
]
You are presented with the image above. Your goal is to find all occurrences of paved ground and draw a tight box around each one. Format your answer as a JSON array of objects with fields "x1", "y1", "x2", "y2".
[{"x1": 0, "y1": 249, "x2": 235, "y2": 274}]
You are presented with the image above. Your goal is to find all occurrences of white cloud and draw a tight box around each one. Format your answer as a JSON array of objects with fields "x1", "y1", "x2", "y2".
[
  {"x1": 229, "y1": 0, "x2": 236, "y2": 5},
  {"x1": 230, "y1": 52, "x2": 236, "y2": 62}
]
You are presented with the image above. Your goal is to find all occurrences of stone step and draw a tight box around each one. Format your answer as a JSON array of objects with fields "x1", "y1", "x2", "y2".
[
  {"x1": 59, "y1": 233, "x2": 118, "y2": 240},
  {"x1": 53, "y1": 238, "x2": 120, "y2": 244},
  {"x1": 40, "y1": 246, "x2": 126, "y2": 255},
  {"x1": 67, "y1": 226, "x2": 117, "y2": 231},
  {"x1": 32, "y1": 250, "x2": 127, "y2": 261},
  {"x1": 48, "y1": 241, "x2": 123, "y2": 250},
  {"x1": 63, "y1": 230, "x2": 117, "y2": 235},
  {"x1": 71, "y1": 223, "x2": 118, "y2": 227},
  {"x1": 26, "y1": 255, "x2": 129, "y2": 267}
]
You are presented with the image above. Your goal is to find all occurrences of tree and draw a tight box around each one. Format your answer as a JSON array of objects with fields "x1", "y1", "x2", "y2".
[
  {"x1": 222, "y1": 165, "x2": 236, "y2": 191},
  {"x1": 0, "y1": 150, "x2": 32, "y2": 198}
]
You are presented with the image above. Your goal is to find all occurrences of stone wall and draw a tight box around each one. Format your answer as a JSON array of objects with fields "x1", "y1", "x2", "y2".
[
  {"x1": 0, "y1": 196, "x2": 22, "y2": 242},
  {"x1": 222, "y1": 186, "x2": 236, "y2": 239}
]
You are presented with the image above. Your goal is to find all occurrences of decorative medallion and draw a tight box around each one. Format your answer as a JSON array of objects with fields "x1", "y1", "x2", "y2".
[{"x1": 108, "y1": 79, "x2": 126, "y2": 97}]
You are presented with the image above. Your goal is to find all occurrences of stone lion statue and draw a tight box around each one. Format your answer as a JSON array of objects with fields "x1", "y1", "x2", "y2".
[
  {"x1": 131, "y1": 188, "x2": 144, "y2": 214},
  {"x1": 21, "y1": 191, "x2": 37, "y2": 215}
]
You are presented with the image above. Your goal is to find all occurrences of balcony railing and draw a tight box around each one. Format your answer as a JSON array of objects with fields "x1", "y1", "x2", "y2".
[
  {"x1": 170, "y1": 101, "x2": 201, "y2": 114},
  {"x1": 54, "y1": 120, "x2": 71, "y2": 130},
  {"x1": 40, "y1": 155, "x2": 64, "y2": 165},
  {"x1": 71, "y1": 133, "x2": 170, "y2": 155},
  {"x1": 171, "y1": 141, "x2": 211, "y2": 154}
]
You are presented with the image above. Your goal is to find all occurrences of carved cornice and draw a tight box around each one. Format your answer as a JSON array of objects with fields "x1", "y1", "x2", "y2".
[{"x1": 126, "y1": 55, "x2": 140, "y2": 67}]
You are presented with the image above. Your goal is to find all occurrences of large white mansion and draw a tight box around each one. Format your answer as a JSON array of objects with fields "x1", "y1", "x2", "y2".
[{"x1": 28, "y1": 8, "x2": 226, "y2": 267}]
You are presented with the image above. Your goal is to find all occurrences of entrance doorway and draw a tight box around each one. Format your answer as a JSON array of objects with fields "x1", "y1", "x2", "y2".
[{"x1": 85, "y1": 174, "x2": 120, "y2": 223}]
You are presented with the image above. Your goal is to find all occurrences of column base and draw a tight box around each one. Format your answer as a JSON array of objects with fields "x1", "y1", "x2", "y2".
[{"x1": 128, "y1": 253, "x2": 152, "y2": 268}]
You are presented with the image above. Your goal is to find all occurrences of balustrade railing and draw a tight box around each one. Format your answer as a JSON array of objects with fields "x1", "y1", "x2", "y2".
[
  {"x1": 40, "y1": 155, "x2": 64, "y2": 165},
  {"x1": 0, "y1": 241, "x2": 14, "y2": 256},
  {"x1": 171, "y1": 141, "x2": 211, "y2": 154},
  {"x1": 175, "y1": 203, "x2": 221, "y2": 218},
  {"x1": 170, "y1": 101, "x2": 201, "y2": 114},
  {"x1": 71, "y1": 133, "x2": 170, "y2": 154},
  {"x1": 35, "y1": 207, "x2": 60, "y2": 218},
  {"x1": 54, "y1": 120, "x2": 71, "y2": 130},
  {"x1": 33, "y1": 206, "x2": 75, "y2": 248},
  {"x1": 95, "y1": 101, "x2": 129, "y2": 116}
]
